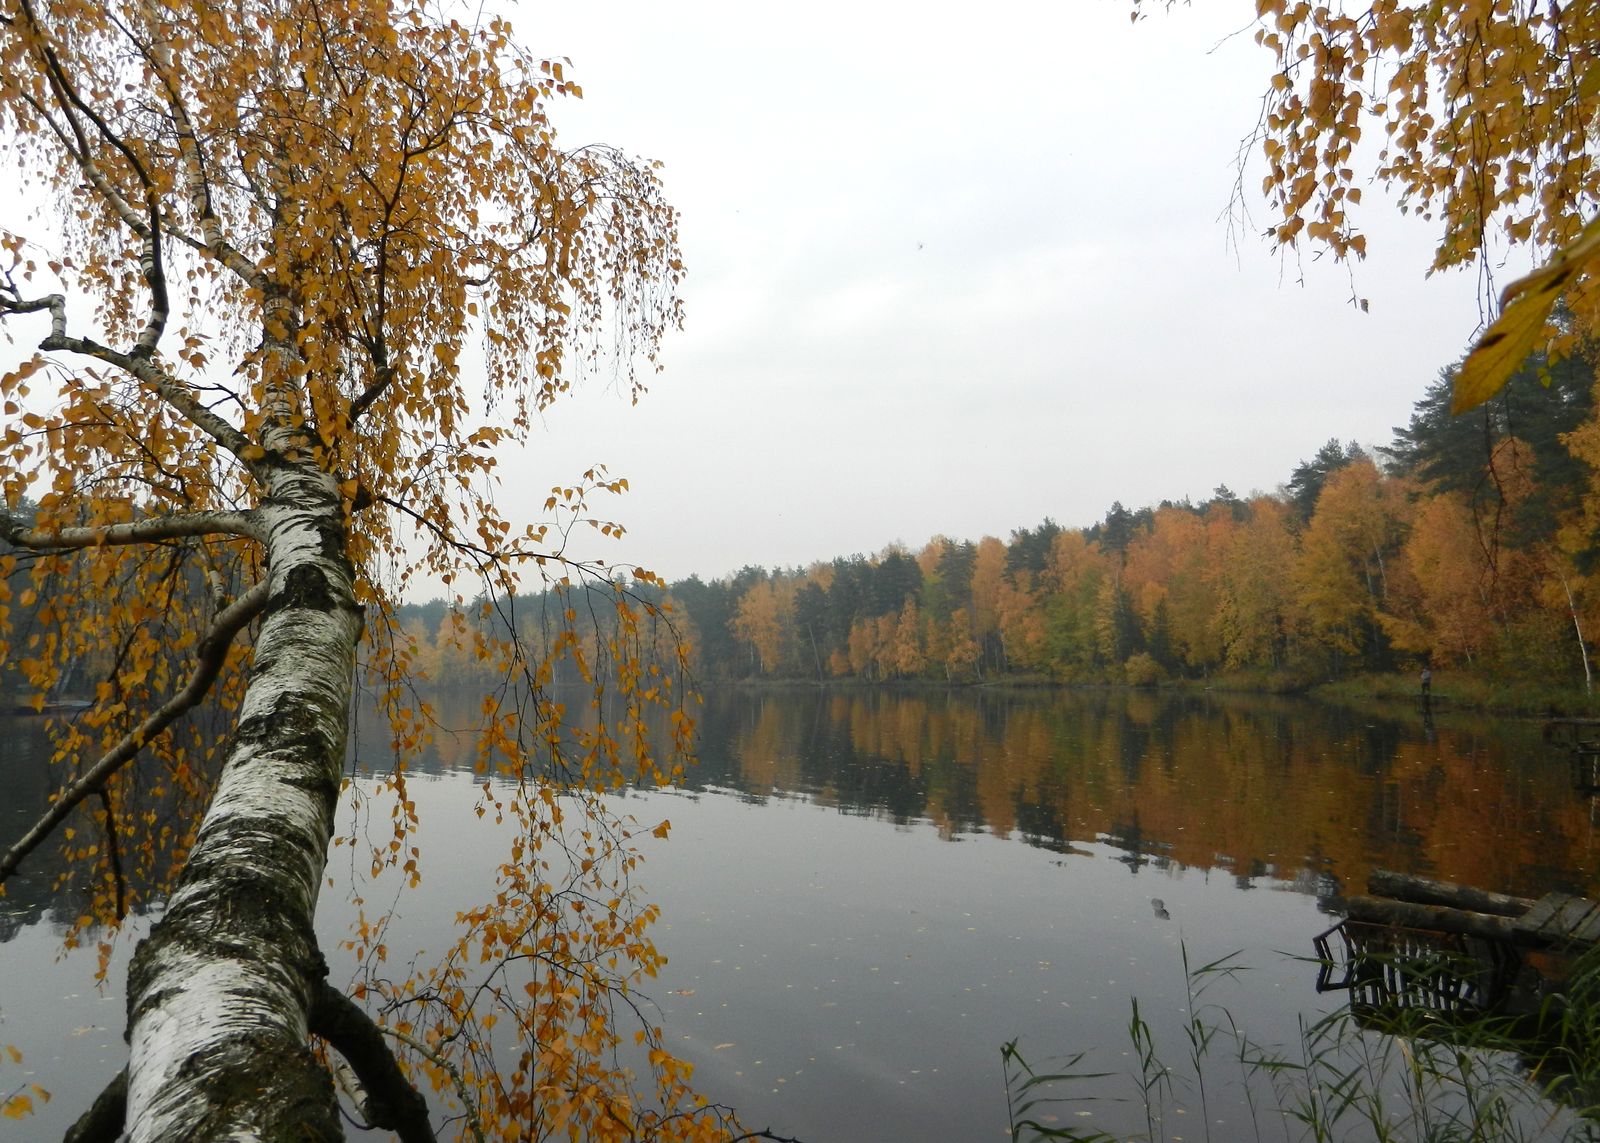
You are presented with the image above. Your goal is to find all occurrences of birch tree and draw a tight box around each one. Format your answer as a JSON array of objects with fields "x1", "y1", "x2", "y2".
[{"x1": 0, "y1": 1, "x2": 723, "y2": 1139}]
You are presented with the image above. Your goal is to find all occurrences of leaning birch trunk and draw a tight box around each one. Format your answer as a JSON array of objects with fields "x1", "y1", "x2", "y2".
[{"x1": 122, "y1": 465, "x2": 361, "y2": 1140}]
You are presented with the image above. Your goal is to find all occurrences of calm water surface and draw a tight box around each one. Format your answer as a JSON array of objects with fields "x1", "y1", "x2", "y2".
[{"x1": 3, "y1": 688, "x2": 1596, "y2": 1140}]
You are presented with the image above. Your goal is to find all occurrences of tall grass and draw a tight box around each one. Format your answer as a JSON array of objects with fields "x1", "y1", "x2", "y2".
[{"x1": 1003, "y1": 942, "x2": 1600, "y2": 1142}]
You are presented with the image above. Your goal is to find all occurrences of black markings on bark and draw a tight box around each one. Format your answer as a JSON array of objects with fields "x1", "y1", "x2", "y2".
[
  {"x1": 259, "y1": 559, "x2": 361, "y2": 624},
  {"x1": 267, "y1": 563, "x2": 341, "y2": 616},
  {"x1": 126, "y1": 921, "x2": 343, "y2": 1140},
  {"x1": 234, "y1": 691, "x2": 330, "y2": 752},
  {"x1": 180, "y1": 1040, "x2": 341, "y2": 1143}
]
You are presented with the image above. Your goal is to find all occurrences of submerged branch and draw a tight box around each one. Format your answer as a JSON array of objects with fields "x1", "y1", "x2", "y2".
[
  {"x1": 0, "y1": 580, "x2": 268, "y2": 885},
  {"x1": 309, "y1": 984, "x2": 438, "y2": 1143}
]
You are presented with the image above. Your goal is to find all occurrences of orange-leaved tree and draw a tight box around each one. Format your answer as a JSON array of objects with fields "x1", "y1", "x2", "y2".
[{"x1": 0, "y1": 1, "x2": 736, "y2": 1140}]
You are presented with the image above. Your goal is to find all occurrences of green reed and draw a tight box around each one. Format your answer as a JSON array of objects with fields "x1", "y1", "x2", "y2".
[{"x1": 1003, "y1": 941, "x2": 1600, "y2": 1143}]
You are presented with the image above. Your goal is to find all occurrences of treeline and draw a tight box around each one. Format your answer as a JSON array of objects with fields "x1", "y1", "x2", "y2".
[
  {"x1": 372, "y1": 343, "x2": 1600, "y2": 691},
  {"x1": 657, "y1": 348, "x2": 1600, "y2": 687}
]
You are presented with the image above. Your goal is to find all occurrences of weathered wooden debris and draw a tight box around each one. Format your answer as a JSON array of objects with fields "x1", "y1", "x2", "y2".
[
  {"x1": 1366, "y1": 869, "x2": 1534, "y2": 917},
  {"x1": 1349, "y1": 870, "x2": 1600, "y2": 952},
  {"x1": 1344, "y1": 896, "x2": 1523, "y2": 942},
  {"x1": 1514, "y1": 893, "x2": 1600, "y2": 947},
  {"x1": 1314, "y1": 917, "x2": 1520, "y2": 1014},
  {"x1": 1319, "y1": 870, "x2": 1600, "y2": 1027}
]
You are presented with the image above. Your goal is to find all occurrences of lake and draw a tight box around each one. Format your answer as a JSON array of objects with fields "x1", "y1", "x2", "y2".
[{"x1": 3, "y1": 687, "x2": 1597, "y2": 1140}]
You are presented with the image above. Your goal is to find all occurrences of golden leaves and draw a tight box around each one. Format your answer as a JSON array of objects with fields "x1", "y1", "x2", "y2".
[
  {"x1": 1245, "y1": 0, "x2": 1600, "y2": 282},
  {"x1": 5, "y1": 1, "x2": 697, "y2": 1134},
  {"x1": 1452, "y1": 214, "x2": 1600, "y2": 413},
  {"x1": 0, "y1": 1046, "x2": 47, "y2": 1120}
]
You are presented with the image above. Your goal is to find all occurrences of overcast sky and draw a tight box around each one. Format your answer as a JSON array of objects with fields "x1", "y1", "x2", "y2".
[{"x1": 504, "y1": 0, "x2": 1510, "y2": 584}]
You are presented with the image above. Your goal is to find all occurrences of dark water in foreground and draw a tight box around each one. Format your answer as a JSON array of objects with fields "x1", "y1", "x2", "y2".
[{"x1": 3, "y1": 688, "x2": 1597, "y2": 1140}]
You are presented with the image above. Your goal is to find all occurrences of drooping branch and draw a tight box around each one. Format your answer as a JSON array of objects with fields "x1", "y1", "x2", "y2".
[
  {"x1": 0, "y1": 579, "x2": 268, "y2": 884},
  {"x1": 0, "y1": 506, "x2": 261, "y2": 551},
  {"x1": 309, "y1": 983, "x2": 438, "y2": 1143}
]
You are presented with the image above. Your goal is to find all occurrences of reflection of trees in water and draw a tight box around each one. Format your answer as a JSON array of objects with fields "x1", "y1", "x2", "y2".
[
  {"x1": 700, "y1": 690, "x2": 1595, "y2": 901},
  {"x1": 339, "y1": 687, "x2": 1599, "y2": 904}
]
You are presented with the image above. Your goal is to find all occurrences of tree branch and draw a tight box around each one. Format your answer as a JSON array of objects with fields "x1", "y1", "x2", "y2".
[
  {"x1": 0, "y1": 580, "x2": 268, "y2": 885},
  {"x1": 0, "y1": 507, "x2": 261, "y2": 552},
  {"x1": 347, "y1": 363, "x2": 394, "y2": 423},
  {"x1": 62, "y1": 1067, "x2": 126, "y2": 1143},
  {"x1": 108, "y1": 9, "x2": 264, "y2": 290},
  {"x1": 96, "y1": 787, "x2": 127, "y2": 921},
  {"x1": 309, "y1": 984, "x2": 438, "y2": 1143},
  {"x1": 0, "y1": 291, "x2": 260, "y2": 468}
]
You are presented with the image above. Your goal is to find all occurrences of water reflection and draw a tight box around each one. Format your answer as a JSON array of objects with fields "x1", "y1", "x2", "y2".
[
  {"x1": 675, "y1": 689, "x2": 1599, "y2": 902},
  {"x1": 5, "y1": 688, "x2": 1596, "y2": 1142},
  {"x1": 344, "y1": 686, "x2": 1596, "y2": 906}
]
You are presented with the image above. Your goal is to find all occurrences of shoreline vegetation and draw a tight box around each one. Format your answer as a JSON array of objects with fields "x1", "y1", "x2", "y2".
[
  {"x1": 686, "y1": 671, "x2": 1599, "y2": 721},
  {"x1": 13, "y1": 343, "x2": 1600, "y2": 727}
]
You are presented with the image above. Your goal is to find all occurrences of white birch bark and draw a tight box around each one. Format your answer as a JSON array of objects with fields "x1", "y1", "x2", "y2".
[{"x1": 123, "y1": 466, "x2": 362, "y2": 1141}]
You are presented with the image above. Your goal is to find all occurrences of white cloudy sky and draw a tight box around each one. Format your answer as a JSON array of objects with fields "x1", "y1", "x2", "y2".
[{"x1": 506, "y1": 0, "x2": 1509, "y2": 584}]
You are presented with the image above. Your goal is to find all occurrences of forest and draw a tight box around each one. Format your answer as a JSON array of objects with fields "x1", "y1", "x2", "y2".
[{"x1": 373, "y1": 340, "x2": 1600, "y2": 694}]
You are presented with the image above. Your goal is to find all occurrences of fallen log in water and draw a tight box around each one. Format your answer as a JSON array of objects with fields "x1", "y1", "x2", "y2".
[
  {"x1": 1367, "y1": 870, "x2": 1535, "y2": 918},
  {"x1": 1344, "y1": 895, "x2": 1524, "y2": 942}
]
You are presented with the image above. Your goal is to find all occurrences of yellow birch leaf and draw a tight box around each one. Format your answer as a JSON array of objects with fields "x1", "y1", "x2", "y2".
[
  {"x1": 1453, "y1": 214, "x2": 1600, "y2": 413},
  {"x1": 2, "y1": 1093, "x2": 32, "y2": 1118}
]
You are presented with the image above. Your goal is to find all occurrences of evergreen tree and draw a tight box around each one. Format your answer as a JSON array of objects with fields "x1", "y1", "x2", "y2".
[{"x1": 1287, "y1": 439, "x2": 1368, "y2": 524}]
